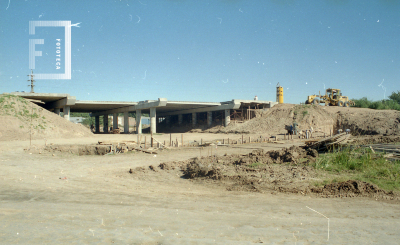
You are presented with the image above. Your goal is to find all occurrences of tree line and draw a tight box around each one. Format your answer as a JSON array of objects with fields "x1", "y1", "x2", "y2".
[{"x1": 352, "y1": 91, "x2": 400, "y2": 111}]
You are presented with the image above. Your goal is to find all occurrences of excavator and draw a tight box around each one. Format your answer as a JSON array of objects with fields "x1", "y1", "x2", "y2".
[{"x1": 305, "y1": 88, "x2": 355, "y2": 107}]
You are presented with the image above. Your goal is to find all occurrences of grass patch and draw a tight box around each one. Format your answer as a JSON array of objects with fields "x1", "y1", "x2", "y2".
[
  {"x1": 249, "y1": 162, "x2": 262, "y2": 168},
  {"x1": 311, "y1": 147, "x2": 400, "y2": 192}
]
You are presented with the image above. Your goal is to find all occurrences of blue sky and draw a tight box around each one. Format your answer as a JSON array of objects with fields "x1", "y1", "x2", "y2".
[{"x1": 1, "y1": 0, "x2": 399, "y2": 103}]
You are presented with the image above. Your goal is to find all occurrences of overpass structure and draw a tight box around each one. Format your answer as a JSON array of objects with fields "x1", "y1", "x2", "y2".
[{"x1": 8, "y1": 92, "x2": 277, "y2": 134}]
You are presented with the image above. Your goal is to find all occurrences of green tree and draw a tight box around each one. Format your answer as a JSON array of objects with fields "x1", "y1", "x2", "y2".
[{"x1": 388, "y1": 91, "x2": 400, "y2": 104}]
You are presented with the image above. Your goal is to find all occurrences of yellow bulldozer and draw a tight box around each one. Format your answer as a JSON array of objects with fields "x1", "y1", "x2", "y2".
[{"x1": 305, "y1": 88, "x2": 355, "y2": 107}]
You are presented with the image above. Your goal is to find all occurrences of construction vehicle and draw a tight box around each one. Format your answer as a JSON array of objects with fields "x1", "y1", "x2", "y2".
[{"x1": 305, "y1": 88, "x2": 355, "y2": 107}]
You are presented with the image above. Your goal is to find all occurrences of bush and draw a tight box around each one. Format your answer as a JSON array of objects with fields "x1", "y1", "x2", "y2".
[{"x1": 352, "y1": 97, "x2": 400, "y2": 111}]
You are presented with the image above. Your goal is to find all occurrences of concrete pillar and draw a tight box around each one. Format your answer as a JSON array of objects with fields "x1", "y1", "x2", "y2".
[
  {"x1": 178, "y1": 114, "x2": 183, "y2": 125},
  {"x1": 95, "y1": 116, "x2": 100, "y2": 133},
  {"x1": 136, "y1": 110, "x2": 142, "y2": 134},
  {"x1": 124, "y1": 111, "x2": 129, "y2": 134},
  {"x1": 192, "y1": 112, "x2": 197, "y2": 126},
  {"x1": 224, "y1": 109, "x2": 230, "y2": 127},
  {"x1": 113, "y1": 113, "x2": 118, "y2": 130},
  {"x1": 54, "y1": 108, "x2": 61, "y2": 116},
  {"x1": 103, "y1": 114, "x2": 108, "y2": 133},
  {"x1": 63, "y1": 106, "x2": 70, "y2": 120},
  {"x1": 207, "y1": 111, "x2": 212, "y2": 127},
  {"x1": 150, "y1": 107, "x2": 156, "y2": 134}
]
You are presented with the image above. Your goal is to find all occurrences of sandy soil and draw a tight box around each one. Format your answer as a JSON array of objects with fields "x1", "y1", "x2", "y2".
[
  {"x1": 0, "y1": 94, "x2": 92, "y2": 141},
  {"x1": 205, "y1": 103, "x2": 400, "y2": 136},
  {"x1": 1, "y1": 134, "x2": 399, "y2": 244},
  {"x1": 1, "y1": 96, "x2": 400, "y2": 244}
]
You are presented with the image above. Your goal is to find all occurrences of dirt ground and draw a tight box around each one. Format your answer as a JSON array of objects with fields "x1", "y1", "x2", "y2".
[
  {"x1": 0, "y1": 94, "x2": 92, "y2": 141},
  {"x1": 1, "y1": 95, "x2": 400, "y2": 244},
  {"x1": 1, "y1": 134, "x2": 400, "y2": 244}
]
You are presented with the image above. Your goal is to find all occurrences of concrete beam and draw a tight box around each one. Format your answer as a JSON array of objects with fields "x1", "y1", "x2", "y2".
[
  {"x1": 135, "y1": 98, "x2": 167, "y2": 110},
  {"x1": 113, "y1": 113, "x2": 118, "y2": 130},
  {"x1": 63, "y1": 106, "x2": 70, "y2": 120},
  {"x1": 150, "y1": 107, "x2": 156, "y2": 134},
  {"x1": 124, "y1": 111, "x2": 129, "y2": 134},
  {"x1": 92, "y1": 98, "x2": 167, "y2": 117},
  {"x1": 136, "y1": 110, "x2": 142, "y2": 134},
  {"x1": 47, "y1": 96, "x2": 76, "y2": 109},
  {"x1": 157, "y1": 100, "x2": 241, "y2": 117},
  {"x1": 92, "y1": 105, "x2": 135, "y2": 117}
]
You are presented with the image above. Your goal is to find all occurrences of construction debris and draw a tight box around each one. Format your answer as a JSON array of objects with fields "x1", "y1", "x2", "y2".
[
  {"x1": 364, "y1": 144, "x2": 400, "y2": 161},
  {"x1": 111, "y1": 128, "x2": 120, "y2": 134},
  {"x1": 135, "y1": 147, "x2": 158, "y2": 154},
  {"x1": 98, "y1": 140, "x2": 136, "y2": 145},
  {"x1": 305, "y1": 133, "x2": 352, "y2": 151}
]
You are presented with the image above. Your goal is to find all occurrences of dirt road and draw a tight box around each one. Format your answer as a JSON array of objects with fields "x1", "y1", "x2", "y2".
[{"x1": 0, "y1": 135, "x2": 399, "y2": 244}]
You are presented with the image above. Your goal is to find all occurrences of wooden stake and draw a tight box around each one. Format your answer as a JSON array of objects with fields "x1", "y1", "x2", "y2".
[{"x1": 170, "y1": 133, "x2": 172, "y2": 147}]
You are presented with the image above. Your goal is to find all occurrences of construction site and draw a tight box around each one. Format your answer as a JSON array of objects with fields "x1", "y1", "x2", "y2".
[{"x1": 1, "y1": 85, "x2": 400, "y2": 244}]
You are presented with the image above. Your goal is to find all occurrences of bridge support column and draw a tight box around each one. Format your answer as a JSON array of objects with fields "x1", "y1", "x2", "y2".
[
  {"x1": 113, "y1": 113, "x2": 118, "y2": 130},
  {"x1": 103, "y1": 114, "x2": 108, "y2": 133},
  {"x1": 224, "y1": 109, "x2": 230, "y2": 127},
  {"x1": 124, "y1": 111, "x2": 129, "y2": 134},
  {"x1": 95, "y1": 116, "x2": 100, "y2": 133},
  {"x1": 54, "y1": 108, "x2": 60, "y2": 116},
  {"x1": 136, "y1": 110, "x2": 142, "y2": 134},
  {"x1": 192, "y1": 113, "x2": 197, "y2": 126},
  {"x1": 207, "y1": 111, "x2": 212, "y2": 127},
  {"x1": 178, "y1": 114, "x2": 183, "y2": 125},
  {"x1": 150, "y1": 107, "x2": 156, "y2": 134},
  {"x1": 63, "y1": 106, "x2": 70, "y2": 120}
]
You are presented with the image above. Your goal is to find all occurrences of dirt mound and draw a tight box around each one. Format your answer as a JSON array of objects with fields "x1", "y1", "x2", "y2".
[
  {"x1": 0, "y1": 94, "x2": 93, "y2": 141},
  {"x1": 203, "y1": 104, "x2": 400, "y2": 137},
  {"x1": 206, "y1": 104, "x2": 335, "y2": 135},
  {"x1": 131, "y1": 146, "x2": 318, "y2": 193},
  {"x1": 130, "y1": 146, "x2": 398, "y2": 200},
  {"x1": 311, "y1": 180, "x2": 391, "y2": 198},
  {"x1": 352, "y1": 135, "x2": 400, "y2": 145},
  {"x1": 333, "y1": 107, "x2": 400, "y2": 136}
]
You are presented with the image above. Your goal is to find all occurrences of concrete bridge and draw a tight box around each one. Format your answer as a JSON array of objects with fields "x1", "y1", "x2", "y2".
[{"x1": 8, "y1": 92, "x2": 277, "y2": 134}]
